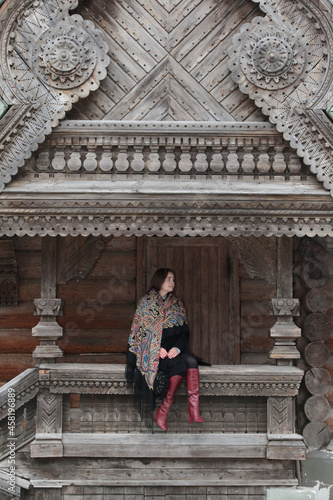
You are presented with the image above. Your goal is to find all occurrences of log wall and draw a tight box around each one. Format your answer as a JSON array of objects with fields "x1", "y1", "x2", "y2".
[
  {"x1": 293, "y1": 237, "x2": 333, "y2": 442},
  {"x1": 58, "y1": 236, "x2": 137, "y2": 365},
  {"x1": 0, "y1": 237, "x2": 40, "y2": 383},
  {"x1": 2, "y1": 234, "x2": 331, "y2": 413}
]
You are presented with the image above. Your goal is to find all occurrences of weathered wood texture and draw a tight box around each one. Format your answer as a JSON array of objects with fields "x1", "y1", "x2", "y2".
[
  {"x1": 293, "y1": 237, "x2": 333, "y2": 443},
  {"x1": 240, "y1": 269, "x2": 276, "y2": 365},
  {"x1": 0, "y1": 237, "x2": 40, "y2": 383},
  {"x1": 58, "y1": 236, "x2": 137, "y2": 363},
  {"x1": 22, "y1": 485, "x2": 269, "y2": 500},
  {"x1": 11, "y1": 445, "x2": 297, "y2": 488},
  {"x1": 67, "y1": 0, "x2": 265, "y2": 122},
  {"x1": 62, "y1": 393, "x2": 267, "y2": 434},
  {"x1": 145, "y1": 237, "x2": 239, "y2": 365},
  {"x1": 0, "y1": 235, "x2": 285, "y2": 380}
]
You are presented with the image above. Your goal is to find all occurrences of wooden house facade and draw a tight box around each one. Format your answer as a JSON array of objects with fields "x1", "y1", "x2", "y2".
[{"x1": 0, "y1": 0, "x2": 332, "y2": 498}]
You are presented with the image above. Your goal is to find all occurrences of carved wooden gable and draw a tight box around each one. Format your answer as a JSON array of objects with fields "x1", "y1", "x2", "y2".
[
  {"x1": 1, "y1": 0, "x2": 333, "y2": 240},
  {"x1": 68, "y1": 0, "x2": 265, "y2": 122}
]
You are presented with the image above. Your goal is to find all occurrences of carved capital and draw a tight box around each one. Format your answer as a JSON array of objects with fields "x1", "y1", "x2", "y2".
[
  {"x1": 243, "y1": 24, "x2": 305, "y2": 90},
  {"x1": 271, "y1": 298, "x2": 300, "y2": 316},
  {"x1": 34, "y1": 298, "x2": 63, "y2": 317}
]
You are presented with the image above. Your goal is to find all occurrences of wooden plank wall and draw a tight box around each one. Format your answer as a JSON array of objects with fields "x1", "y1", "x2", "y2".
[
  {"x1": 67, "y1": 0, "x2": 265, "y2": 122},
  {"x1": 58, "y1": 236, "x2": 136, "y2": 365},
  {"x1": 0, "y1": 235, "x2": 279, "y2": 384},
  {"x1": 240, "y1": 267, "x2": 276, "y2": 365},
  {"x1": 145, "y1": 237, "x2": 239, "y2": 365},
  {"x1": 0, "y1": 237, "x2": 40, "y2": 383}
]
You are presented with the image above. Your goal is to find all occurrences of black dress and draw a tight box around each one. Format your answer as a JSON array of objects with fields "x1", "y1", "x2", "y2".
[
  {"x1": 158, "y1": 322, "x2": 190, "y2": 378},
  {"x1": 126, "y1": 321, "x2": 190, "y2": 408}
]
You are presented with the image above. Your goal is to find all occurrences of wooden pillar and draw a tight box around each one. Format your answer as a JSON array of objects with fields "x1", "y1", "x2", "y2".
[
  {"x1": 269, "y1": 236, "x2": 301, "y2": 365},
  {"x1": 32, "y1": 236, "x2": 63, "y2": 362}
]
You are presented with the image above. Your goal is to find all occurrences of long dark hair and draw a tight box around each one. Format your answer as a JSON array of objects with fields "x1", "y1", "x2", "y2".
[{"x1": 149, "y1": 267, "x2": 174, "y2": 292}]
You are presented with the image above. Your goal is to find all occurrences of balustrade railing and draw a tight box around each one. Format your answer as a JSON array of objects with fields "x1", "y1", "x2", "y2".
[
  {"x1": 0, "y1": 368, "x2": 38, "y2": 458},
  {"x1": 29, "y1": 364, "x2": 306, "y2": 461},
  {"x1": 30, "y1": 122, "x2": 305, "y2": 180}
]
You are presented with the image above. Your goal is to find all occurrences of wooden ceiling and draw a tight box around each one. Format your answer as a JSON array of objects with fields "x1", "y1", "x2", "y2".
[{"x1": 67, "y1": 0, "x2": 267, "y2": 122}]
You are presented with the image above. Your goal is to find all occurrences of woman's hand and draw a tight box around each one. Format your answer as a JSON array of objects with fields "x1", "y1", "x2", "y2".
[
  {"x1": 168, "y1": 347, "x2": 180, "y2": 359},
  {"x1": 159, "y1": 347, "x2": 168, "y2": 359}
]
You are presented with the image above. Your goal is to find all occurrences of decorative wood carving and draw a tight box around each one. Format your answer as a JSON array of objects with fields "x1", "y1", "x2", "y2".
[
  {"x1": 0, "y1": 0, "x2": 109, "y2": 192},
  {"x1": 0, "y1": 369, "x2": 38, "y2": 419},
  {"x1": 1, "y1": 209, "x2": 333, "y2": 238},
  {"x1": 0, "y1": 240, "x2": 18, "y2": 307},
  {"x1": 230, "y1": 236, "x2": 276, "y2": 284},
  {"x1": 269, "y1": 237, "x2": 301, "y2": 363},
  {"x1": 37, "y1": 389, "x2": 63, "y2": 435},
  {"x1": 267, "y1": 396, "x2": 295, "y2": 434},
  {"x1": 32, "y1": 387, "x2": 63, "y2": 457},
  {"x1": 32, "y1": 237, "x2": 63, "y2": 361},
  {"x1": 31, "y1": 125, "x2": 304, "y2": 180},
  {"x1": 271, "y1": 299, "x2": 299, "y2": 316},
  {"x1": 37, "y1": 364, "x2": 304, "y2": 397},
  {"x1": 229, "y1": 0, "x2": 333, "y2": 196},
  {"x1": 71, "y1": 0, "x2": 261, "y2": 122},
  {"x1": 57, "y1": 235, "x2": 106, "y2": 284},
  {"x1": 34, "y1": 299, "x2": 63, "y2": 317},
  {"x1": 62, "y1": 394, "x2": 267, "y2": 435}
]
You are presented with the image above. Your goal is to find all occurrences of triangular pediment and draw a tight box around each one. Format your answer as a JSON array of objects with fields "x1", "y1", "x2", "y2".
[
  {"x1": 1, "y1": 0, "x2": 333, "y2": 201},
  {"x1": 67, "y1": 0, "x2": 264, "y2": 122}
]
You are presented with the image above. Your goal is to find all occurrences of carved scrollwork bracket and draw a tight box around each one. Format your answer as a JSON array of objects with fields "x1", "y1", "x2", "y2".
[
  {"x1": 228, "y1": 0, "x2": 333, "y2": 196},
  {"x1": 34, "y1": 298, "x2": 63, "y2": 317},
  {"x1": 0, "y1": 0, "x2": 110, "y2": 192},
  {"x1": 271, "y1": 298, "x2": 300, "y2": 317}
]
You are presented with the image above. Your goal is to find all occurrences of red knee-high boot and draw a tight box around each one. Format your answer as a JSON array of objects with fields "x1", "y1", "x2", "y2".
[
  {"x1": 186, "y1": 368, "x2": 204, "y2": 424},
  {"x1": 154, "y1": 374, "x2": 183, "y2": 431}
]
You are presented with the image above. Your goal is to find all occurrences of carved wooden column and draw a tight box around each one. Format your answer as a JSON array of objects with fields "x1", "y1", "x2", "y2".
[
  {"x1": 269, "y1": 236, "x2": 301, "y2": 365},
  {"x1": 32, "y1": 237, "x2": 63, "y2": 362}
]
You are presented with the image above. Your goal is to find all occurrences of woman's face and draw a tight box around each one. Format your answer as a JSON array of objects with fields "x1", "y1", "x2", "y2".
[{"x1": 159, "y1": 272, "x2": 175, "y2": 297}]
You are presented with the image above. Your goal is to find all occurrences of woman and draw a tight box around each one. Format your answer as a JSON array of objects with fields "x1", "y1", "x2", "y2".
[{"x1": 127, "y1": 268, "x2": 204, "y2": 431}]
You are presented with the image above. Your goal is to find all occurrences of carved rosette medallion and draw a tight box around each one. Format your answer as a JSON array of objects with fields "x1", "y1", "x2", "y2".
[
  {"x1": 240, "y1": 24, "x2": 305, "y2": 90},
  {"x1": 7, "y1": 11, "x2": 109, "y2": 103},
  {"x1": 245, "y1": 32, "x2": 302, "y2": 88},
  {"x1": 33, "y1": 23, "x2": 98, "y2": 89},
  {"x1": 0, "y1": 0, "x2": 109, "y2": 192},
  {"x1": 228, "y1": 2, "x2": 333, "y2": 193}
]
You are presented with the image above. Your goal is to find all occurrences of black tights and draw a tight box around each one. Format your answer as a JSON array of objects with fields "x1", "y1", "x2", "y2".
[{"x1": 179, "y1": 352, "x2": 198, "y2": 369}]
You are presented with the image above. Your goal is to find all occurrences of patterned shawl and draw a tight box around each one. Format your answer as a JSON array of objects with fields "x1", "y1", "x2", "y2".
[{"x1": 128, "y1": 289, "x2": 187, "y2": 390}]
